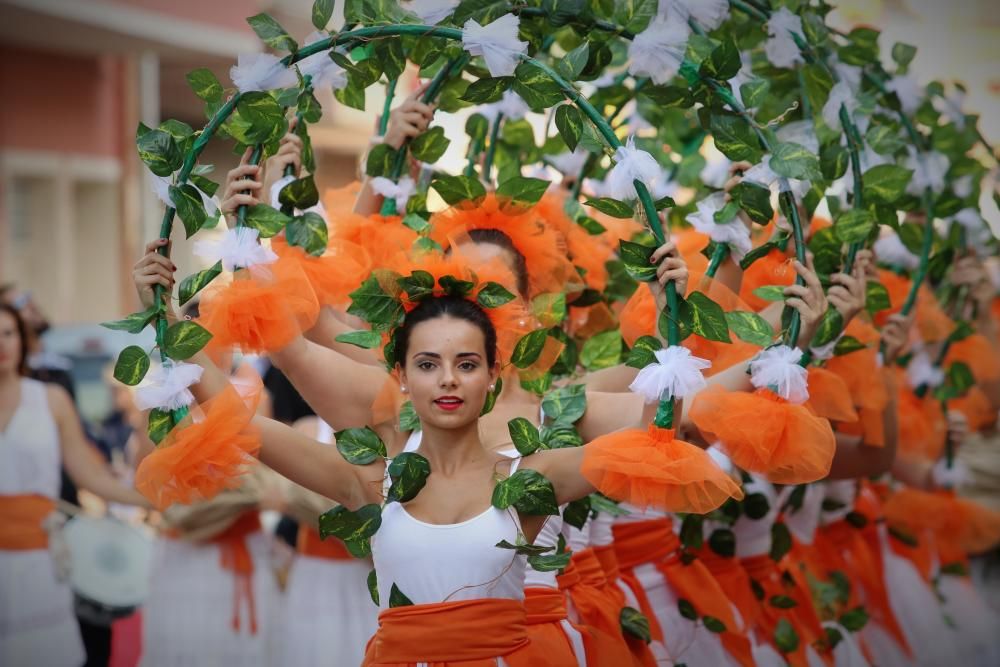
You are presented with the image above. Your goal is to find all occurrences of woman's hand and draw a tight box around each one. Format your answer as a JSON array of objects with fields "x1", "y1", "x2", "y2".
[
  {"x1": 220, "y1": 147, "x2": 264, "y2": 226},
  {"x1": 881, "y1": 312, "x2": 913, "y2": 365},
  {"x1": 262, "y1": 117, "x2": 304, "y2": 198},
  {"x1": 383, "y1": 82, "x2": 436, "y2": 150},
  {"x1": 784, "y1": 254, "x2": 828, "y2": 348},
  {"x1": 827, "y1": 253, "x2": 869, "y2": 325},
  {"x1": 132, "y1": 239, "x2": 176, "y2": 311},
  {"x1": 647, "y1": 240, "x2": 689, "y2": 313}
]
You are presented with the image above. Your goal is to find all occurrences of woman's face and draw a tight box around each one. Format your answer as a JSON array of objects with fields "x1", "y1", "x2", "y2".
[
  {"x1": 398, "y1": 315, "x2": 498, "y2": 431},
  {"x1": 0, "y1": 310, "x2": 23, "y2": 375}
]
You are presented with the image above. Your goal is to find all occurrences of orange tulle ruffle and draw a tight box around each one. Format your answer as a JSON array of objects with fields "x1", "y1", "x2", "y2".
[
  {"x1": 271, "y1": 236, "x2": 372, "y2": 308},
  {"x1": 689, "y1": 386, "x2": 836, "y2": 484},
  {"x1": 946, "y1": 333, "x2": 1000, "y2": 383},
  {"x1": 135, "y1": 379, "x2": 262, "y2": 510},
  {"x1": 739, "y1": 248, "x2": 795, "y2": 312},
  {"x1": 896, "y1": 385, "x2": 947, "y2": 461},
  {"x1": 952, "y1": 386, "x2": 997, "y2": 432},
  {"x1": 806, "y1": 366, "x2": 859, "y2": 423},
  {"x1": 580, "y1": 424, "x2": 743, "y2": 513},
  {"x1": 531, "y1": 192, "x2": 611, "y2": 292}
]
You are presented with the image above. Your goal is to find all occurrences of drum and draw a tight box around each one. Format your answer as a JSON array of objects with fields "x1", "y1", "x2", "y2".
[{"x1": 63, "y1": 515, "x2": 153, "y2": 620}]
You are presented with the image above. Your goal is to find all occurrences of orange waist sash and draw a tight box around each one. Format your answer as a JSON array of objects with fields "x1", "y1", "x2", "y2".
[
  {"x1": 297, "y1": 526, "x2": 353, "y2": 560},
  {"x1": 0, "y1": 495, "x2": 54, "y2": 550},
  {"x1": 363, "y1": 598, "x2": 532, "y2": 666},
  {"x1": 524, "y1": 586, "x2": 568, "y2": 624}
]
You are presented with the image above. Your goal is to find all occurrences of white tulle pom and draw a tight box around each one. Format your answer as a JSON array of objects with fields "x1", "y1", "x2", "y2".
[
  {"x1": 481, "y1": 89, "x2": 530, "y2": 122},
  {"x1": 906, "y1": 350, "x2": 944, "y2": 390},
  {"x1": 873, "y1": 230, "x2": 920, "y2": 271},
  {"x1": 403, "y1": 0, "x2": 458, "y2": 24},
  {"x1": 461, "y1": 14, "x2": 528, "y2": 78},
  {"x1": 230, "y1": 53, "x2": 296, "y2": 93},
  {"x1": 269, "y1": 174, "x2": 296, "y2": 210},
  {"x1": 764, "y1": 8, "x2": 805, "y2": 69},
  {"x1": 886, "y1": 75, "x2": 923, "y2": 115},
  {"x1": 607, "y1": 136, "x2": 661, "y2": 201},
  {"x1": 371, "y1": 176, "x2": 416, "y2": 213},
  {"x1": 150, "y1": 172, "x2": 218, "y2": 217},
  {"x1": 547, "y1": 148, "x2": 589, "y2": 177},
  {"x1": 668, "y1": 0, "x2": 729, "y2": 30},
  {"x1": 686, "y1": 192, "x2": 752, "y2": 261},
  {"x1": 750, "y1": 345, "x2": 809, "y2": 404},
  {"x1": 932, "y1": 458, "x2": 970, "y2": 490},
  {"x1": 134, "y1": 361, "x2": 204, "y2": 412},
  {"x1": 810, "y1": 333, "x2": 843, "y2": 362},
  {"x1": 627, "y1": 14, "x2": 690, "y2": 85},
  {"x1": 297, "y1": 32, "x2": 348, "y2": 91},
  {"x1": 194, "y1": 226, "x2": 277, "y2": 272},
  {"x1": 822, "y1": 80, "x2": 858, "y2": 132},
  {"x1": 629, "y1": 346, "x2": 711, "y2": 403},
  {"x1": 700, "y1": 155, "x2": 733, "y2": 189},
  {"x1": 905, "y1": 148, "x2": 948, "y2": 196}
]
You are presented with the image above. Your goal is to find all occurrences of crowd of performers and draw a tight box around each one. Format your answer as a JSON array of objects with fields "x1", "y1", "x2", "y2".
[{"x1": 4, "y1": 86, "x2": 1000, "y2": 667}]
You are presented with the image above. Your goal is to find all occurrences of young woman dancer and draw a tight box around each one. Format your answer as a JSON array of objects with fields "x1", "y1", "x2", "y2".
[{"x1": 0, "y1": 303, "x2": 149, "y2": 666}]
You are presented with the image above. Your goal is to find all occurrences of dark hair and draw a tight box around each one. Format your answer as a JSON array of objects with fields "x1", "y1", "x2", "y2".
[
  {"x1": 0, "y1": 303, "x2": 30, "y2": 376},
  {"x1": 465, "y1": 228, "x2": 530, "y2": 300},
  {"x1": 395, "y1": 295, "x2": 498, "y2": 368}
]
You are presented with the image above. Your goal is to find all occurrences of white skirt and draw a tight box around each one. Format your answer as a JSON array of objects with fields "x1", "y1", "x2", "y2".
[
  {"x1": 937, "y1": 574, "x2": 1000, "y2": 667},
  {"x1": 141, "y1": 532, "x2": 279, "y2": 667},
  {"x1": 0, "y1": 548, "x2": 85, "y2": 667},
  {"x1": 276, "y1": 553, "x2": 378, "y2": 667},
  {"x1": 824, "y1": 621, "x2": 871, "y2": 667},
  {"x1": 860, "y1": 621, "x2": 914, "y2": 667}
]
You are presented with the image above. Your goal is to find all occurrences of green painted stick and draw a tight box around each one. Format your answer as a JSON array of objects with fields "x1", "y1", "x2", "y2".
[{"x1": 482, "y1": 112, "x2": 504, "y2": 184}]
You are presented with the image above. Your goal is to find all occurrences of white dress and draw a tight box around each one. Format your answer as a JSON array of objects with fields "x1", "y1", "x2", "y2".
[
  {"x1": 0, "y1": 378, "x2": 85, "y2": 666},
  {"x1": 278, "y1": 420, "x2": 378, "y2": 667}
]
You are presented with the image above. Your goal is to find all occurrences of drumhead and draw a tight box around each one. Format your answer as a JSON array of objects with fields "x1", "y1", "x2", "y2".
[{"x1": 63, "y1": 516, "x2": 153, "y2": 608}]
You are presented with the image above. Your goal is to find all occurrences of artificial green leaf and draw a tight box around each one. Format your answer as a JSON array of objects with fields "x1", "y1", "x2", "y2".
[
  {"x1": 388, "y1": 583, "x2": 413, "y2": 607},
  {"x1": 398, "y1": 270, "x2": 435, "y2": 301},
  {"x1": 147, "y1": 408, "x2": 172, "y2": 445},
  {"x1": 801, "y1": 63, "x2": 835, "y2": 114},
  {"x1": 557, "y1": 41, "x2": 589, "y2": 81},
  {"x1": 752, "y1": 285, "x2": 787, "y2": 302},
  {"x1": 431, "y1": 174, "x2": 487, "y2": 205},
  {"x1": 101, "y1": 306, "x2": 157, "y2": 333},
  {"x1": 891, "y1": 42, "x2": 916, "y2": 69},
  {"x1": 179, "y1": 261, "x2": 222, "y2": 306},
  {"x1": 279, "y1": 174, "x2": 320, "y2": 210},
  {"x1": 679, "y1": 513, "x2": 704, "y2": 550},
  {"x1": 640, "y1": 85, "x2": 692, "y2": 108},
  {"x1": 586, "y1": 197, "x2": 635, "y2": 218},
  {"x1": 513, "y1": 62, "x2": 564, "y2": 111},
  {"x1": 495, "y1": 539, "x2": 554, "y2": 557},
  {"x1": 286, "y1": 211, "x2": 329, "y2": 256},
  {"x1": 703, "y1": 616, "x2": 727, "y2": 633},
  {"x1": 186, "y1": 68, "x2": 223, "y2": 103},
  {"x1": 678, "y1": 598, "x2": 698, "y2": 621},
  {"x1": 348, "y1": 273, "x2": 405, "y2": 332},
  {"x1": 366, "y1": 144, "x2": 397, "y2": 178},
  {"x1": 580, "y1": 329, "x2": 623, "y2": 371},
  {"x1": 402, "y1": 213, "x2": 430, "y2": 234},
  {"x1": 410, "y1": 126, "x2": 451, "y2": 164},
  {"x1": 508, "y1": 417, "x2": 543, "y2": 455},
  {"x1": 839, "y1": 607, "x2": 869, "y2": 632},
  {"x1": 555, "y1": 104, "x2": 583, "y2": 152},
  {"x1": 770, "y1": 595, "x2": 798, "y2": 609},
  {"x1": 744, "y1": 493, "x2": 771, "y2": 520},
  {"x1": 189, "y1": 174, "x2": 219, "y2": 198},
  {"x1": 491, "y1": 469, "x2": 559, "y2": 515},
  {"x1": 708, "y1": 529, "x2": 736, "y2": 558},
  {"x1": 511, "y1": 329, "x2": 550, "y2": 368},
  {"x1": 619, "y1": 239, "x2": 657, "y2": 282},
  {"x1": 137, "y1": 128, "x2": 181, "y2": 177},
  {"x1": 730, "y1": 181, "x2": 774, "y2": 224},
  {"x1": 163, "y1": 320, "x2": 212, "y2": 360},
  {"x1": 528, "y1": 550, "x2": 572, "y2": 573},
  {"x1": 740, "y1": 238, "x2": 786, "y2": 270},
  {"x1": 482, "y1": 376, "x2": 503, "y2": 416},
  {"x1": 236, "y1": 92, "x2": 287, "y2": 145},
  {"x1": 821, "y1": 143, "x2": 849, "y2": 182},
  {"x1": 497, "y1": 176, "x2": 549, "y2": 207},
  {"x1": 532, "y1": 293, "x2": 567, "y2": 327},
  {"x1": 311, "y1": 0, "x2": 334, "y2": 29},
  {"x1": 336, "y1": 426, "x2": 388, "y2": 464},
  {"x1": 725, "y1": 311, "x2": 775, "y2": 347},
  {"x1": 680, "y1": 292, "x2": 731, "y2": 343},
  {"x1": 865, "y1": 281, "x2": 891, "y2": 315},
  {"x1": 700, "y1": 38, "x2": 741, "y2": 80},
  {"x1": 834, "y1": 336, "x2": 867, "y2": 356},
  {"x1": 247, "y1": 13, "x2": 298, "y2": 52},
  {"x1": 589, "y1": 492, "x2": 627, "y2": 516},
  {"x1": 169, "y1": 184, "x2": 207, "y2": 238},
  {"x1": 244, "y1": 204, "x2": 291, "y2": 238},
  {"x1": 625, "y1": 335, "x2": 663, "y2": 369},
  {"x1": 398, "y1": 400, "x2": 420, "y2": 433},
  {"x1": 476, "y1": 282, "x2": 516, "y2": 308},
  {"x1": 862, "y1": 164, "x2": 914, "y2": 204},
  {"x1": 562, "y1": 497, "x2": 591, "y2": 530},
  {"x1": 866, "y1": 124, "x2": 905, "y2": 155},
  {"x1": 386, "y1": 452, "x2": 431, "y2": 503},
  {"x1": 113, "y1": 346, "x2": 150, "y2": 386},
  {"x1": 366, "y1": 568, "x2": 379, "y2": 606},
  {"x1": 710, "y1": 113, "x2": 763, "y2": 163},
  {"x1": 439, "y1": 275, "x2": 475, "y2": 297},
  {"x1": 770, "y1": 142, "x2": 823, "y2": 182},
  {"x1": 740, "y1": 79, "x2": 770, "y2": 109},
  {"x1": 318, "y1": 503, "x2": 382, "y2": 557},
  {"x1": 834, "y1": 209, "x2": 875, "y2": 244},
  {"x1": 335, "y1": 330, "x2": 382, "y2": 349},
  {"x1": 461, "y1": 76, "x2": 514, "y2": 104},
  {"x1": 541, "y1": 384, "x2": 587, "y2": 425},
  {"x1": 621, "y1": 607, "x2": 652, "y2": 643},
  {"x1": 770, "y1": 522, "x2": 792, "y2": 561},
  {"x1": 774, "y1": 618, "x2": 800, "y2": 653}
]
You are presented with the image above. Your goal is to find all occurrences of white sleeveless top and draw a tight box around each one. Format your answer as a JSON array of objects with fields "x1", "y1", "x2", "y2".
[
  {"x1": 372, "y1": 436, "x2": 526, "y2": 608},
  {"x1": 524, "y1": 514, "x2": 562, "y2": 589},
  {"x1": 731, "y1": 474, "x2": 779, "y2": 558},
  {"x1": 0, "y1": 378, "x2": 61, "y2": 498}
]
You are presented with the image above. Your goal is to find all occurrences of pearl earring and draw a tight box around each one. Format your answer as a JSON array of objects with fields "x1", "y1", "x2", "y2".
[
  {"x1": 400, "y1": 385, "x2": 407, "y2": 393},
  {"x1": 489, "y1": 385, "x2": 495, "y2": 391}
]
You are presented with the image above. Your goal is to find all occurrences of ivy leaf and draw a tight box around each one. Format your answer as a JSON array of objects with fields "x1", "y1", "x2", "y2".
[
  {"x1": 431, "y1": 174, "x2": 487, "y2": 205},
  {"x1": 700, "y1": 38, "x2": 741, "y2": 81},
  {"x1": 244, "y1": 204, "x2": 291, "y2": 238},
  {"x1": 318, "y1": 504, "x2": 382, "y2": 557},
  {"x1": 866, "y1": 124, "x2": 906, "y2": 155},
  {"x1": 562, "y1": 497, "x2": 591, "y2": 530},
  {"x1": 703, "y1": 616, "x2": 727, "y2": 633},
  {"x1": 163, "y1": 320, "x2": 212, "y2": 360},
  {"x1": 770, "y1": 595, "x2": 798, "y2": 609},
  {"x1": 532, "y1": 293, "x2": 567, "y2": 327},
  {"x1": 398, "y1": 270, "x2": 435, "y2": 301},
  {"x1": 179, "y1": 261, "x2": 222, "y2": 306},
  {"x1": 839, "y1": 607, "x2": 869, "y2": 632},
  {"x1": 891, "y1": 42, "x2": 917, "y2": 69},
  {"x1": 585, "y1": 197, "x2": 635, "y2": 218},
  {"x1": 137, "y1": 128, "x2": 182, "y2": 177},
  {"x1": 770, "y1": 142, "x2": 823, "y2": 182},
  {"x1": 236, "y1": 92, "x2": 287, "y2": 145},
  {"x1": 366, "y1": 144, "x2": 398, "y2": 178},
  {"x1": 497, "y1": 176, "x2": 550, "y2": 207},
  {"x1": 677, "y1": 598, "x2": 698, "y2": 621},
  {"x1": 774, "y1": 618, "x2": 800, "y2": 653},
  {"x1": 619, "y1": 240, "x2": 657, "y2": 282},
  {"x1": 495, "y1": 539, "x2": 554, "y2": 557},
  {"x1": 821, "y1": 143, "x2": 849, "y2": 182},
  {"x1": 725, "y1": 311, "x2": 775, "y2": 347},
  {"x1": 386, "y1": 452, "x2": 431, "y2": 503},
  {"x1": 744, "y1": 492, "x2": 771, "y2": 520},
  {"x1": 625, "y1": 335, "x2": 663, "y2": 369},
  {"x1": 540, "y1": 423, "x2": 583, "y2": 449},
  {"x1": 541, "y1": 384, "x2": 587, "y2": 425},
  {"x1": 247, "y1": 13, "x2": 298, "y2": 52},
  {"x1": 708, "y1": 529, "x2": 736, "y2": 558},
  {"x1": 865, "y1": 281, "x2": 891, "y2": 315},
  {"x1": 512, "y1": 61, "x2": 564, "y2": 111},
  {"x1": 528, "y1": 550, "x2": 572, "y2": 573},
  {"x1": 347, "y1": 273, "x2": 405, "y2": 332},
  {"x1": 834, "y1": 335, "x2": 867, "y2": 356},
  {"x1": 186, "y1": 68, "x2": 223, "y2": 103},
  {"x1": 679, "y1": 513, "x2": 704, "y2": 551},
  {"x1": 461, "y1": 76, "x2": 513, "y2": 104},
  {"x1": 640, "y1": 85, "x2": 692, "y2": 108},
  {"x1": 508, "y1": 417, "x2": 543, "y2": 455},
  {"x1": 680, "y1": 292, "x2": 731, "y2": 343},
  {"x1": 511, "y1": 329, "x2": 549, "y2": 369},
  {"x1": 834, "y1": 209, "x2": 875, "y2": 244},
  {"x1": 334, "y1": 330, "x2": 382, "y2": 349},
  {"x1": 770, "y1": 522, "x2": 792, "y2": 561},
  {"x1": 113, "y1": 346, "x2": 150, "y2": 386},
  {"x1": 557, "y1": 41, "x2": 589, "y2": 81},
  {"x1": 366, "y1": 568, "x2": 379, "y2": 606},
  {"x1": 101, "y1": 306, "x2": 157, "y2": 334},
  {"x1": 740, "y1": 79, "x2": 770, "y2": 109},
  {"x1": 491, "y1": 469, "x2": 559, "y2": 516},
  {"x1": 555, "y1": 104, "x2": 583, "y2": 152},
  {"x1": 388, "y1": 583, "x2": 413, "y2": 608},
  {"x1": 620, "y1": 607, "x2": 652, "y2": 643},
  {"x1": 147, "y1": 408, "x2": 173, "y2": 445},
  {"x1": 740, "y1": 238, "x2": 785, "y2": 270},
  {"x1": 286, "y1": 211, "x2": 329, "y2": 257},
  {"x1": 311, "y1": 0, "x2": 334, "y2": 29},
  {"x1": 862, "y1": 165, "x2": 914, "y2": 204},
  {"x1": 730, "y1": 181, "x2": 774, "y2": 224},
  {"x1": 811, "y1": 308, "x2": 845, "y2": 348},
  {"x1": 474, "y1": 282, "x2": 515, "y2": 309},
  {"x1": 410, "y1": 126, "x2": 451, "y2": 164},
  {"x1": 279, "y1": 175, "x2": 320, "y2": 210},
  {"x1": 580, "y1": 329, "x2": 623, "y2": 371},
  {"x1": 335, "y1": 426, "x2": 387, "y2": 465},
  {"x1": 439, "y1": 275, "x2": 475, "y2": 297},
  {"x1": 710, "y1": 114, "x2": 763, "y2": 163},
  {"x1": 751, "y1": 285, "x2": 787, "y2": 302},
  {"x1": 482, "y1": 376, "x2": 503, "y2": 416}
]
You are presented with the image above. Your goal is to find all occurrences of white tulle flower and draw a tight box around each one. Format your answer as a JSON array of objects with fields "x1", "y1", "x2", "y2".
[
  {"x1": 297, "y1": 32, "x2": 348, "y2": 91},
  {"x1": 403, "y1": 0, "x2": 458, "y2": 24},
  {"x1": 461, "y1": 14, "x2": 528, "y2": 78},
  {"x1": 944, "y1": 208, "x2": 994, "y2": 248},
  {"x1": 481, "y1": 89, "x2": 530, "y2": 122},
  {"x1": 230, "y1": 53, "x2": 296, "y2": 93},
  {"x1": 886, "y1": 75, "x2": 923, "y2": 115},
  {"x1": 547, "y1": 149, "x2": 589, "y2": 177},
  {"x1": 729, "y1": 51, "x2": 757, "y2": 109},
  {"x1": 777, "y1": 121, "x2": 820, "y2": 155},
  {"x1": 150, "y1": 172, "x2": 218, "y2": 216},
  {"x1": 952, "y1": 174, "x2": 973, "y2": 199},
  {"x1": 269, "y1": 174, "x2": 296, "y2": 210},
  {"x1": 629, "y1": 346, "x2": 711, "y2": 403},
  {"x1": 627, "y1": 14, "x2": 690, "y2": 85},
  {"x1": 822, "y1": 80, "x2": 859, "y2": 132},
  {"x1": 831, "y1": 60, "x2": 863, "y2": 93},
  {"x1": 932, "y1": 458, "x2": 970, "y2": 490},
  {"x1": 873, "y1": 231, "x2": 920, "y2": 271},
  {"x1": 194, "y1": 226, "x2": 277, "y2": 272},
  {"x1": 764, "y1": 8, "x2": 805, "y2": 69},
  {"x1": 750, "y1": 345, "x2": 809, "y2": 404},
  {"x1": 371, "y1": 176, "x2": 416, "y2": 212},
  {"x1": 651, "y1": 169, "x2": 680, "y2": 201},
  {"x1": 934, "y1": 88, "x2": 967, "y2": 129},
  {"x1": 743, "y1": 156, "x2": 811, "y2": 199},
  {"x1": 686, "y1": 192, "x2": 752, "y2": 261},
  {"x1": 134, "y1": 361, "x2": 204, "y2": 412},
  {"x1": 667, "y1": 0, "x2": 729, "y2": 30},
  {"x1": 905, "y1": 148, "x2": 948, "y2": 196},
  {"x1": 607, "y1": 137, "x2": 661, "y2": 201},
  {"x1": 906, "y1": 350, "x2": 944, "y2": 390},
  {"x1": 700, "y1": 155, "x2": 733, "y2": 189}
]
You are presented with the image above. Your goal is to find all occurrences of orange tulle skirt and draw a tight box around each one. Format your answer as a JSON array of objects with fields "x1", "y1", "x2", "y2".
[
  {"x1": 135, "y1": 380, "x2": 262, "y2": 510},
  {"x1": 689, "y1": 386, "x2": 836, "y2": 484},
  {"x1": 824, "y1": 321, "x2": 888, "y2": 446},
  {"x1": 946, "y1": 333, "x2": 1000, "y2": 383},
  {"x1": 581, "y1": 424, "x2": 743, "y2": 513}
]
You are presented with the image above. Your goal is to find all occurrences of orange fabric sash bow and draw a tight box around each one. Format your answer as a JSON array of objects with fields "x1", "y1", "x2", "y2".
[
  {"x1": 363, "y1": 598, "x2": 532, "y2": 667},
  {"x1": 210, "y1": 511, "x2": 261, "y2": 635},
  {"x1": 523, "y1": 587, "x2": 585, "y2": 666},
  {"x1": 0, "y1": 494, "x2": 54, "y2": 550},
  {"x1": 557, "y1": 553, "x2": 635, "y2": 666},
  {"x1": 592, "y1": 544, "x2": 658, "y2": 667}
]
